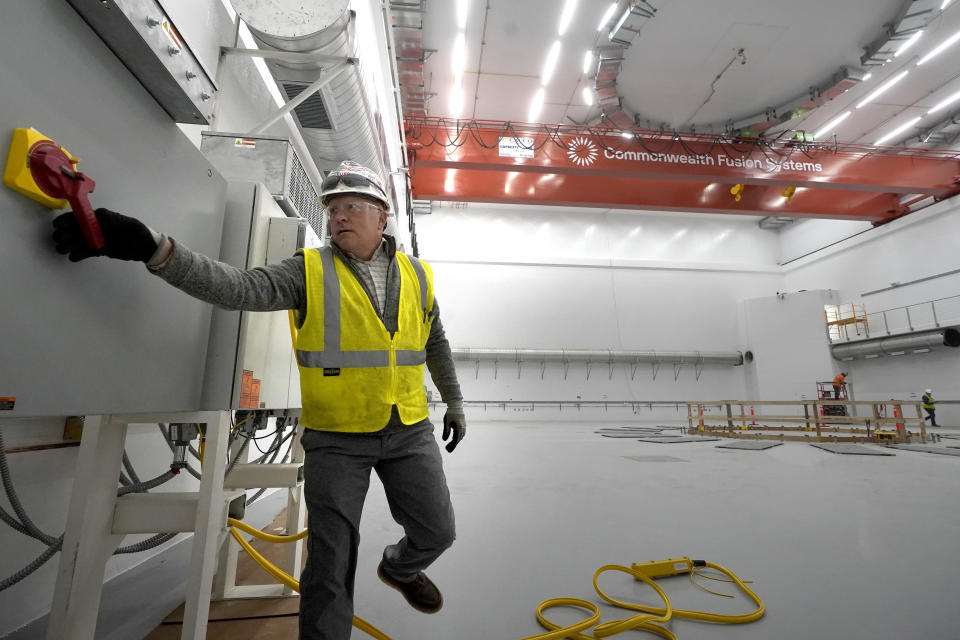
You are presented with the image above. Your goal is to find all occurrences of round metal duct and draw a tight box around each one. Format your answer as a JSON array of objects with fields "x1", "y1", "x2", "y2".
[
  {"x1": 228, "y1": 0, "x2": 390, "y2": 215},
  {"x1": 451, "y1": 348, "x2": 744, "y2": 367},
  {"x1": 831, "y1": 328, "x2": 960, "y2": 360},
  {"x1": 230, "y1": 0, "x2": 350, "y2": 47}
]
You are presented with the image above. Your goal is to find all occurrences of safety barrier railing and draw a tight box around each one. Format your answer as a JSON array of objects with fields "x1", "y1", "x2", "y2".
[
  {"x1": 831, "y1": 294, "x2": 960, "y2": 342},
  {"x1": 686, "y1": 400, "x2": 931, "y2": 444}
]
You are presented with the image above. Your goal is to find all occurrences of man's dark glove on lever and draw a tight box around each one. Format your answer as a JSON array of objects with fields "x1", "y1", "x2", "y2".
[
  {"x1": 53, "y1": 208, "x2": 159, "y2": 262},
  {"x1": 442, "y1": 408, "x2": 466, "y2": 453}
]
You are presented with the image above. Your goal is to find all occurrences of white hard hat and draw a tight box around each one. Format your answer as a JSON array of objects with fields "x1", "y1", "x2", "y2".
[
  {"x1": 319, "y1": 161, "x2": 390, "y2": 211},
  {"x1": 925, "y1": 389, "x2": 932, "y2": 394}
]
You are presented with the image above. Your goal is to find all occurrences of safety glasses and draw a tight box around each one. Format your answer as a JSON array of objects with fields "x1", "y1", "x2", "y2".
[{"x1": 321, "y1": 172, "x2": 383, "y2": 193}]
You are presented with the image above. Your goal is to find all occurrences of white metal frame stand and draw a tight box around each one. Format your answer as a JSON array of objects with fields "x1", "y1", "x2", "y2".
[
  {"x1": 46, "y1": 411, "x2": 236, "y2": 640},
  {"x1": 214, "y1": 419, "x2": 307, "y2": 599}
]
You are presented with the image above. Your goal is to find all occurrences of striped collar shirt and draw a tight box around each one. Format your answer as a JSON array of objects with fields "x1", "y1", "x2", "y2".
[{"x1": 341, "y1": 237, "x2": 390, "y2": 316}]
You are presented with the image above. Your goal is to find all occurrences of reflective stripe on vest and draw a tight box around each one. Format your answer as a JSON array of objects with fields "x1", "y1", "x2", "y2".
[
  {"x1": 295, "y1": 246, "x2": 427, "y2": 368},
  {"x1": 408, "y1": 255, "x2": 429, "y2": 320}
]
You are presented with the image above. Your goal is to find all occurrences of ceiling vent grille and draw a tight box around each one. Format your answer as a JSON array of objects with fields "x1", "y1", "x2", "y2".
[{"x1": 282, "y1": 82, "x2": 333, "y2": 129}]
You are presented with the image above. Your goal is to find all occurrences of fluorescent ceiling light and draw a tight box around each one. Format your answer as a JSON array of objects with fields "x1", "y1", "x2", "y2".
[
  {"x1": 450, "y1": 90, "x2": 464, "y2": 118},
  {"x1": 452, "y1": 32, "x2": 466, "y2": 81},
  {"x1": 528, "y1": 87, "x2": 545, "y2": 122},
  {"x1": 558, "y1": 0, "x2": 578, "y2": 36},
  {"x1": 541, "y1": 40, "x2": 562, "y2": 86},
  {"x1": 942, "y1": 0, "x2": 953, "y2": 10},
  {"x1": 597, "y1": 2, "x2": 618, "y2": 31},
  {"x1": 874, "y1": 116, "x2": 922, "y2": 146},
  {"x1": 582, "y1": 86, "x2": 594, "y2": 105},
  {"x1": 620, "y1": 131, "x2": 632, "y2": 138},
  {"x1": 862, "y1": 73, "x2": 873, "y2": 81},
  {"x1": 456, "y1": 0, "x2": 469, "y2": 30},
  {"x1": 895, "y1": 30, "x2": 923, "y2": 57},
  {"x1": 583, "y1": 50, "x2": 593, "y2": 74},
  {"x1": 928, "y1": 87, "x2": 960, "y2": 113},
  {"x1": 814, "y1": 110, "x2": 852, "y2": 139},
  {"x1": 856, "y1": 70, "x2": 909, "y2": 108},
  {"x1": 917, "y1": 29, "x2": 960, "y2": 65}
]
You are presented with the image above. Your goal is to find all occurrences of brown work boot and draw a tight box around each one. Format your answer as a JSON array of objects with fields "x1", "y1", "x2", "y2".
[{"x1": 377, "y1": 560, "x2": 443, "y2": 613}]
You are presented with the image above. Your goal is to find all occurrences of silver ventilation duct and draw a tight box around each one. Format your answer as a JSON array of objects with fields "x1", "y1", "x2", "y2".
[
  {"x1": 452, "y1": 348, "x2": 744, "y2": 367},
  {"x1": 230, "y1": 0, "x2": 389, "y2": 191},
  {"x1": 832, "y1": 328, "x2": 960, "y2": 361}
]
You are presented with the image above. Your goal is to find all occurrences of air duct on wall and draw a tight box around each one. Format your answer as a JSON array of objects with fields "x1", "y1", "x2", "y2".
[
  {"x1": 831, "y1": 328, "x2": 960, "y2": 361},
  {"x1": 452, "y1": 348, "x2": 744, "y2": 366}
]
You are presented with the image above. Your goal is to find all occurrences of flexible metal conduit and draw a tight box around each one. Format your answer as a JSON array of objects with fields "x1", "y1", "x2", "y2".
[
  {"x1": 230, "y1": 0, "x2": 387, "y2": 178},
  {"x1": 451, "y1": 348, "x2": 744, "y2": 366},
  {"x1": 831, "y1": 327, "x2": 960, "y2": 361}
]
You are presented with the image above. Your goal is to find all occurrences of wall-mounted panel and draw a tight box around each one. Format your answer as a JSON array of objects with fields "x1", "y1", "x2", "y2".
[{"x1": 0, "y1": 0, "x2": 225, "y2": 417}]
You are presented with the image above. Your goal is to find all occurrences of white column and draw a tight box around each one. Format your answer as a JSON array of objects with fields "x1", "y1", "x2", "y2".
[
  {"x1": 283, "y1": 424, "x2": 308, "y2": 594},
  {"x1": 47, "y1": 415, "x2": 127, "y2": 640},
  {"x1": 180, "y1": 411, "x2": 232, "y2": 640}
]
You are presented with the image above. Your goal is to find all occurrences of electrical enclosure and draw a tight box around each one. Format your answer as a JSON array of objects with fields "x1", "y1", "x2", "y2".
[
  {"x1": 0, "y1": 0, "x2": 226, "y2": 417},
  {"x1": 201, "y1": 183, "x2": 304, "y2": 411}
]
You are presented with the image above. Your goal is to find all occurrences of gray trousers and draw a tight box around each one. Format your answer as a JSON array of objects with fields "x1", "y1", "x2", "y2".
[{"x1": 298, "y1": 420, "x2": 456, "y2": 640}]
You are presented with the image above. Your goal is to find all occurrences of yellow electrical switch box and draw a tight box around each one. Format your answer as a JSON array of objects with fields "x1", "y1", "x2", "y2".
[{"x1": 3, "y1": 128, "x2": 78, "y2": 209}]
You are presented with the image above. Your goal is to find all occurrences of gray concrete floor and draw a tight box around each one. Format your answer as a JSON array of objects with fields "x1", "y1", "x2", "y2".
[
  {"x1": 340, "y1": 420, "x2": 960, "y2": 640},
  {"x1": 141, "y1": 420, "x2": 960, "y2": 639}
]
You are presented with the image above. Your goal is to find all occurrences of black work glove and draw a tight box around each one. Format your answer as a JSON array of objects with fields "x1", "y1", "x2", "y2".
[
  {"x1": 52, "y1": 208, "x2": 158, "y2": 262},
  {"x1": 442, "y1": 409, "x2": 466, "y2": 453}
]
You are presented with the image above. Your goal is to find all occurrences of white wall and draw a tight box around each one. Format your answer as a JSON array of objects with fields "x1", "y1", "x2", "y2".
[
  {"x1": 417, "y1": 205, "x2": 783, "y2": 421},
  {"x1": 741, "y1": 289, "x2": 842, "y2": 401},
  {"x1": 779, "y1": 218, "x2": 872, "y2": 264},
  {"x1": 782, "y1": 198, "x2": 960, "y2": 424}
]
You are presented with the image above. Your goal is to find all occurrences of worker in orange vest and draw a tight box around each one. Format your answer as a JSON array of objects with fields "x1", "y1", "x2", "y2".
[{"x1": 832, "y1": 372, "x2": 847, "y2": 399}]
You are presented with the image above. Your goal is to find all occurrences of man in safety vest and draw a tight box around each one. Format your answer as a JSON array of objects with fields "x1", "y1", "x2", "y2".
[
  {"x1": 51, "y1": 160, "x2": 465, "y2": 640},
  {"x1": 833, "y1": 372, "x2": 847, "y2": 399},
  {"x1": 922, "y1": 389, "x2": 937, "y2": 427}
]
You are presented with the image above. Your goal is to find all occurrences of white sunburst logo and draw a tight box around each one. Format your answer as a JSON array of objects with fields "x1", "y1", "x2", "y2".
[{"x1": 566, "y1": 136, "x2": 599, "y2": 166}]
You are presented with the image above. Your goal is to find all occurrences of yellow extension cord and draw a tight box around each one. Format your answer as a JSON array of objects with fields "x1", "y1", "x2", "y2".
[{"x1": 227, "y1": 518, "x2": 764, "y2": 639}]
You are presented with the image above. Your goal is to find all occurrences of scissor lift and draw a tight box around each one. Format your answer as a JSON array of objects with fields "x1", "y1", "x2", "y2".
[{"x1": 817, "y1": 381, "x2": 847, "y2": 416}]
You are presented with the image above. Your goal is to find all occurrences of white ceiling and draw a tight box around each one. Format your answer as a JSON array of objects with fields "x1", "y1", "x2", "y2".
[{"x1": 420, "y1": 0, "x2": 960, "y2": 147}]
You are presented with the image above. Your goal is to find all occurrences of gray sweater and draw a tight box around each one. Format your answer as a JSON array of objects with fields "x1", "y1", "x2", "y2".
[{"x1": 148, "y1": 234, "x2": 463, "y2": 416}]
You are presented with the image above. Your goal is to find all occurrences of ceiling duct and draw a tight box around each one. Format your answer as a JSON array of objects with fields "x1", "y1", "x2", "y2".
[
  {"x1": 831, "y1": 327, "x2": 960, "y2": 361},
  {"x1": 860, "y1": 0, "x2": 941, "y2": 67},
  {"x1": 725, "y1": 67, "x2": 865, "y2": 136},
  {"x1": 230, "y1": 0, "x2": 389, "y2": 187},
  {"x1": 390, "y1": 0, "x2": 430, "y2": 116}
]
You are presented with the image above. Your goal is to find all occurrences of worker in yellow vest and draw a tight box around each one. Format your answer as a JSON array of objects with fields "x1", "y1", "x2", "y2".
[
  {"x1": 922, "y1": 389, "x2": 937, "y2": 427},
  {"x1": 51, "y1": 160, "x2": 465, "y2": 640},
  {"x1": 832, "y1": 372, "x2": 847, "y2": 399}
]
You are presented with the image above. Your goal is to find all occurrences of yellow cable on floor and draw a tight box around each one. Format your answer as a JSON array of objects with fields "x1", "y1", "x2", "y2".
[
  {"x1": 227, "y1": 521, "x2": 764, "y2": 640},
  {"x1": 228, "y1": 517, "x2": 308, "y2": 543},
  {"x1": 227, "y1": 523, "x2": 392, "y2": 640},
  {"x1": 524, "y1": 557, "x2": 765, "y2": 640}
]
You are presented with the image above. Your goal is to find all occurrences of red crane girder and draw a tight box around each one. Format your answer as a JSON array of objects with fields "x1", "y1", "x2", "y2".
[{"x1": 405, "y1": 117, "x2": 960, "y2": 222}]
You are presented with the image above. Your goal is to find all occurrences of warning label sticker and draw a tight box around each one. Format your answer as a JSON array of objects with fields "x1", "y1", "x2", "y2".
[
  {"x1": 235, "y1": 138, "x2": 257, "y2": 149},
  {"x1": 0, "y1": 397, "x2": 15, "y2": 410},
  {"x1": 161, "y1": 19, "x2": 184, "y2": 52}
]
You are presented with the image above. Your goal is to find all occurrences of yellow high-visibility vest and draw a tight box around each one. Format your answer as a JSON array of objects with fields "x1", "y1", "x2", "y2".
[
  {"x1": 923, "y1": 394, "x2": 934, "y2": 409},
  {"x1": 296, "y1": 246, "x2": 434, "y2": 432}
]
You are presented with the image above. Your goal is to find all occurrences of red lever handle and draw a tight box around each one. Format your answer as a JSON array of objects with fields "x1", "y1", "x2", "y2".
[{"x1": 28, "y1": 141, "x2": 105, "y2": 250}]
